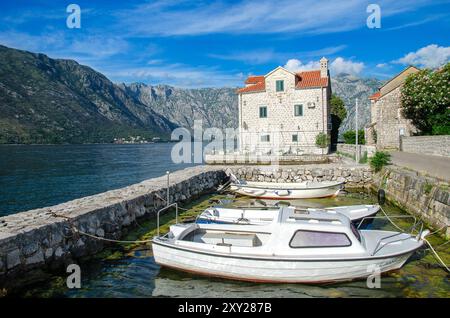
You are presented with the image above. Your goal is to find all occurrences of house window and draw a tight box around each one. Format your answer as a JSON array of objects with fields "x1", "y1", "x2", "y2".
[
  {"x1": 289, "y1": 230, "x2": 351, "y2": 248},
  {"x1": 276, "y1": 80, "x2": 284, "y2": 92},
  {"x1": 261, "y1": 134, "x2": 270, "y2": 142},
  {"x1": 292, "y1": 134, "x2": 298, "y2": 142},
  {"x1": 294, "y1": 104, "x2": 303, "y2": 116},
  {"x1": 259, "y1": 106, "x2": 267, "y2": 118}
]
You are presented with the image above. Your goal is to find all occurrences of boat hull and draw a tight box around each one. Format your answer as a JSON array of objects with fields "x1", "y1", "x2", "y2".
[
  {"x1": 230, "y1": 182, "x2": 343, "y2": 200},
  {"x1": 152, "y1": 240, "x2": 417, "y2": 284}
]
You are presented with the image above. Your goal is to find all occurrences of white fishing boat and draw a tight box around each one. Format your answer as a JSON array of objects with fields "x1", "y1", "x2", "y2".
[
  {"x1": 152, "y1": 207, "x2": 428, "y2": 283},
  {"x1": 196, "y1": 204, "x2": 380, "y2": 226},
  {"x1": 229, "y1": 178, "x2": 344, "y2": 199}
]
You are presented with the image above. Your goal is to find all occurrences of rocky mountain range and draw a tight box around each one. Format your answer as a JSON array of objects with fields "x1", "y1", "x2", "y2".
[
  {"x1": 0, "y1": 45, "x2": 176, "y2": 144},
  {"x1": 119, "y1": 83, "x2": 237, "y2": 131},
  {"x1": 0, "y1": 44, "x2": 382, "y2": 144},
  {"x1": 121, "y1": 75, "x2": 382, "y2": 136}
]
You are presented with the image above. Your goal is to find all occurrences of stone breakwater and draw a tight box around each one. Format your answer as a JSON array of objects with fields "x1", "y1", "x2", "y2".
[
  {"x1": 227, "y1": 164, "x2": 373, "y2": 188},
  {"x1": 0, "y1": 166, "x2": 225, "y2": 285},
  {"x1": 374, "y1": 166, "x2": 450, "y2": 237}
]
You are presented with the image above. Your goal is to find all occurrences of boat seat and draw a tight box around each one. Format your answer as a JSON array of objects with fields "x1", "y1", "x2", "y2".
[{"x1": 200, "y1": 232, "x2": 262, "y2": 247}]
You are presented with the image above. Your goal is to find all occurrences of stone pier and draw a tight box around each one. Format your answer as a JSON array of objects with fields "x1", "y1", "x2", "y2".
[
  {"x1": 227, "y1": 163, "x2": 373, "y2": 188},
  {"x1": 373, "y1": 166, "x2": 450, "y2": 237},
  {"x1": 0, "y1": 166, "x2": 226, "y2": 285}
]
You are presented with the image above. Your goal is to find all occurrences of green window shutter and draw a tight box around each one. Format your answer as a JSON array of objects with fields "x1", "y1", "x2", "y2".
[
  {"x1": 259, "y1": 106, "x2": 267, "y2": 118},
  {"x1": 276, "y1": 80, "x2": 284, "y2": 92},
  {"x1": 261, "y1": 134, "x2": 270, "y2": 142},
  {"x1": 292, "y1": 134, "x2": 298, "y2": 142},
  {"x1": 294, "y1": 104, "x2": 303, "y2": 116}
]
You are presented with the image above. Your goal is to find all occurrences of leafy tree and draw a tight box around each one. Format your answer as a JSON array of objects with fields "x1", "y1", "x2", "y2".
[
  {"x1": 343, "y1": 130, "x2": 365, "y2": 144},
  {"x1": 330, "y1": 95, "x2": 347, "y2": 147},
  {"x1": 401, "y1": 63, "x2": 450, "y2": 135},
  {"x1": 330, "y1": 94, "x2": 347, "y2": 121}
]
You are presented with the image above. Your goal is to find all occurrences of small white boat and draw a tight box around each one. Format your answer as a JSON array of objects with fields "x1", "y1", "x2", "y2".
[
  {"x1": 197, "y1": 204, "x2": 380, "y2": 226},
  {"x1": 152, "y1": 207, "x2": 428, "y2": 283},
  {"x1": 230, "y1": 178, "x2": 344, "y2": 199}
]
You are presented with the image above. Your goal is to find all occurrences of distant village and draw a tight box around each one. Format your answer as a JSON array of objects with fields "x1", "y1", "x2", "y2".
[{"x1": 113, "y1": 136, "x2": 161, "y2": 144}]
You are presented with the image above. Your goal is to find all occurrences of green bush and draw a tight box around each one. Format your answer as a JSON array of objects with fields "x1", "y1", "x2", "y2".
[
  {"x1": 343, "y1": 130, "x2": 365, "y2": 144},
  {"x1": 369, "y1": 151, "x2": 391, "y2": 172},
  {"x1": 315, "y1": 132, "x2": 329, "y2": 148},
  {"x1": 401, "y1": 62, "x2": 450, "y2": 135}
]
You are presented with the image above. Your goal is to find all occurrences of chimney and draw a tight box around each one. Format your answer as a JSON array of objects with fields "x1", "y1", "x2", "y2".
[{"x1": 320, "y1": 57, "x2": 328, "y2": 78}]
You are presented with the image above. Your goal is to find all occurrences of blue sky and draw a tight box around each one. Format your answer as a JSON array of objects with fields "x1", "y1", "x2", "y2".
[{"x1": 0, "y1": 0, "x2": 449, "y2": 87}]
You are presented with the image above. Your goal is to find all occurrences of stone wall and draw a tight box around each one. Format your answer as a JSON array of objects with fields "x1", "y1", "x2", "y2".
[
  {"x1": 373, "y1": 166, "x2": 450, "y2": 236},
  {"x1": 336, "y1": 144, "x2": 376, "y2": 159},
  {"x1": 373, "y1": 86, "x2": 416, "y2": 150},
  {"x1": 401, "y1": 135, "x2": 450, "y2": 157},
  {"x1": 0, "y1": 166, "x2": 225, "y2": 285},
  {"x1": 227, "y1": 164, "x2": 373, "y2": 188}
]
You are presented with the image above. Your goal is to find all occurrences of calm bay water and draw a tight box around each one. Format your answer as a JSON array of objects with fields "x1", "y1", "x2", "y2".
[{"x1": 0, "y1": 144, "x2": 196, "y2": 216}]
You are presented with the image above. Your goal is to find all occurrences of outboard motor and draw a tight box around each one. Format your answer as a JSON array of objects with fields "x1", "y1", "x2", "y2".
[{"x1": 377, "y1": 189, "x2": 386, "y2": 205}]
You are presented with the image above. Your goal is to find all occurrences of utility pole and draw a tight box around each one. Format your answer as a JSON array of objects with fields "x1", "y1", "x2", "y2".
[{"x1": 355, "y1": 98, "x2": 359, "y2": 163}]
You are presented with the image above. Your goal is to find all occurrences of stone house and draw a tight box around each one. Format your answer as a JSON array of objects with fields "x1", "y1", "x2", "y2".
[
  {"x1": 366, "y1": 66, "x2": 419, "y2": 150},
  {"x1": 236, "y1": 58, "x2": 332, "y2": 155}
]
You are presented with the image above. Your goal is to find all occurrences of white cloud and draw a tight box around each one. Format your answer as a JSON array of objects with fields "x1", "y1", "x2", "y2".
[
  {"x1": 330, "y1": 57, "x2": 364, "y2": 75},
  {"x1": 209, "y1": 50, "x2": 276, "y2": 64},
  {"x1": 376, "y1": 63, "x2": 388, "y2": 68},
  {"x1": 394, "y1": 44, "x2": 450, "y2": 68},
  {"x1": 117, "y1": 0, "x2": 436, "y2": 37},
  {"x1": 284, "y1": 57, "x2": 364, "y2": 75},
  {"x1": 210, "y1": 45, "x2": 346, "y2": 65},
  {"x1": 284, "y1": 59, "x2": 320, "y2": 72},
  {"x1": 105, "y1": 63, "x2": 243, "y2": 88}
]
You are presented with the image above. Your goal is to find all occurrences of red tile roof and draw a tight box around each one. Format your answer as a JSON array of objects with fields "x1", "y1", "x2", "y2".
[
  {"x1": 237, "y1": 77, "x2": 265, "y2": 93},
  {"x1": 245, "y1": 76, "x2": 265, "y2": 84},
  {"x1": 369, "y1": 92, "x2": 380, "y2": 100},
  {"x1": 296, "y1": 70, "x2": 328, "y2": 88},
  {"x1": 237, "y1": 69, "x2": 328, "y2": 94}
]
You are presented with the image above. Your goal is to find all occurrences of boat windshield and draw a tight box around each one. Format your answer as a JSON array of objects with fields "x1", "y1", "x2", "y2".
[
  {"x1": 351, "y1": 223, "x2": 361, "y2": 242},
  {"x1": 289, "y1": 230, "x2": 351, "y2": 248}
]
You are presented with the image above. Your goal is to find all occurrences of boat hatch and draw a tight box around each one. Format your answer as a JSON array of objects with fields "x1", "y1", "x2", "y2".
[
  {"x1": 289, "y1": 216, "x2": 342, "y2": 225},
  {"x1": 294, "y1": 209, "x2": 310, "y2": 214},
  {"x1": 182, "y1": 229, "x2": 263, "y2": 247}
]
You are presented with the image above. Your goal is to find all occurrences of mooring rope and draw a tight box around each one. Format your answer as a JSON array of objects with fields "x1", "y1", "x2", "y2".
[
  {"x1": 425, "y1": 225, "x2": 447, "y2": 237},
  {"x1": 72, "y1": 227, "x2": 153, "y2": 244},
  {"x1": 378, "y1": 207, "x2": 449, "y2": 272},
  {"x1": 379, "y1": 206, "x2": 405, "y2": 232},
  {"x1": 424, "y1": 239, "x2": 450, "y2": 272}
]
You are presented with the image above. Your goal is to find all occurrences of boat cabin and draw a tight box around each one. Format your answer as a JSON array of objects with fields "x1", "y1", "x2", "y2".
[{"x1": 170, "y1": 207, "x2": 366, "y2": 257}]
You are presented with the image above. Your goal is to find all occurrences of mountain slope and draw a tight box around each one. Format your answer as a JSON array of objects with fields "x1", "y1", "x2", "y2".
[
  {"x1": 119, "y1": 83, "x2": 238, "y2": 130},
  {"x1": 0, "y1": 45, "x2": 176, "y2": 144},
  {"x1": 331, "y1": 74, "x2": 382, "y2": 134}
]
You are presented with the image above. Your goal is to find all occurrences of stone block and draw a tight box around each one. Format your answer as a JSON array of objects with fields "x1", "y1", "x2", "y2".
[
  {"x1": 6, "y1": 249, "x2": 21, "y2": 269},
  {"x1": 25, "y1": 250, "x2": 44, "y2": 265}
]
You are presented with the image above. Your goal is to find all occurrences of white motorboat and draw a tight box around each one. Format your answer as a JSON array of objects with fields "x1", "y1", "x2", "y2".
[
  {"x1": 196, "y1": 204, "x2": 380, "y2": 227},
  {"x1": 152, "y1": 207, "x2": 428, "y2": 283},
  {"x1": 230, "y1": 179, "x2": 344, "y2": 199}
]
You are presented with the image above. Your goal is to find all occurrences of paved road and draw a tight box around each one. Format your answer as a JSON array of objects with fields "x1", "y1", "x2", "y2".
[{"x1": 388, "y1": 151, "x2": 450, "y2": 181}]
